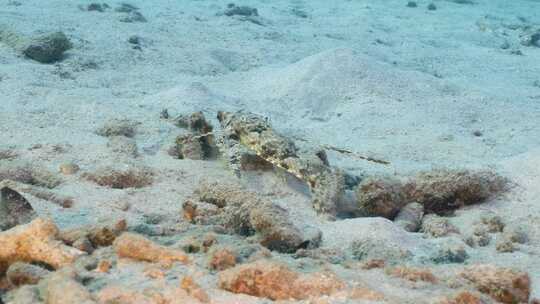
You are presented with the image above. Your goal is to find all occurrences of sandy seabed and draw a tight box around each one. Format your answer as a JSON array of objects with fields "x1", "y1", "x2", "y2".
[{"x1": 1, "y1": 0, "x2": 540, "y2": 303}]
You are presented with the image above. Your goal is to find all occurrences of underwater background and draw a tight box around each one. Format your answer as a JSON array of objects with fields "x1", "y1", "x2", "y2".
[{"x1": 0, "y1": 0, "x2": 539, "y2": 303}]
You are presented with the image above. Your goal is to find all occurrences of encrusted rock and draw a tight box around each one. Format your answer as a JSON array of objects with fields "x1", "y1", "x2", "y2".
[
  {"x1": 360, "y1": 259, "x2": 386, "y2": 270},
  {"x1": 502, "y1": 225, "x2": 528, "y2": 244},
  {"x1": 107, "y1": 136, "x2": 139, "y2": 157},
  {"x1": 465, "y1": 227, "x2": 491, "y2": 248},
  {"x1": 173, "y1": 112, "x2": 216, "y2": 160},
  {"x1": 180, "y1": 276, "x2": 210, "y2": 303},
  {"x1": 421, "y1": 214, "x2": 460, "y2": 238},
  {"x1": 403, "y1": 170, "x2": 508, "y2": 215},
  {"x1": 387, "y1": 266, "x2": 437, "y2": 283},
  {"x1": 0, "y1": 149, "x2": 18, "y2": 161},
  {"x1": 58, "y1": 163, "x2": 80, "y2": 175},
  {"x1": 202, "y1": 233, "x2": 217, "y2": 252},
  {"x1": 177, "y1": 235, "x2": 203, "y2": 253},
  {"x1": 461, "y1": 265, "x2": 530, "y2": 303},
  {"x1": 249, "y1": 202, "x2": 309, "y2": 253},
  {"x1": 394, "y1": 202, "x2": 424, "y2": 232},
  {"x1": 347, "y1": 287, "x2": 386, "y2": 301},
  {"x1": 218, "y1": 260, "x2": 345, "y2": 300},
  {"x1": 0, "y1": 27, "x2": 72, "y2": 63},
  {"x1": 96, "y1": 260, "x2": 112, "y2": 273},
  {"x1": 480, "y1": 215, "x2": 505, "y2": 233},
  {"x1": 6, "y1": 262, "x2": 50, "y2": 286},
  {"x1": 294, "y1": 248, "x2": 346, "y2": 265},
  {"x1": 175, "y1": 134, "x2": 205, "y2": 160},
  {"x1": 351, "y1": 237, "x2": 412, "y2": 262},
  {"x1": 6, "y1": 285, "x2": 41, "y2": 304},
  {"x1": 208, "y1": 247, "x2": 237, "y2": 271},
  {"x1": 174, "y1": 111, "x2": 213, "y2": 134},
  {"x1": 495, "y1": 237, "x2": 516, "y2": 253},
  {"x1": 356, "y1": 176, "x2": 405, "y2": 219},
  {"x1": 185, "y1": 180, "x2": 319, "y2": 253},
  {"x1": 293, "y1": 271, "x2": 347, "y2": 299},
  {"x1": 83, "y1": 166, "x2": 153, "y2": 189},
  {"x1": 0, "y1": 164, "x2": 62, "y2": 189},
  {"x1": 22, "y1": 32, "x2": 72, "y2": 63},
  {"x1": 0, "y1": 218, "x2": 84, "y2": 273},
  {"x1": 39, "y1": 270, "x2": 96, "y2": 304},
  {"x1": 432, "y1": 242, "x2": 469, "y2": 264},
  {"x1": 60, "y1": 219, "x2": 126, "y2": 252},
  {"x1": 113, "y1": 232, "x2": 189, "y2": 265},
  {"x1": 438, "y1": 291, "x2": 485, "y2": 304}
]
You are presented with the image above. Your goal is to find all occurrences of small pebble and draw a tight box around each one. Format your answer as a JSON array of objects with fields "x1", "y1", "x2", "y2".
[
  {"x1": 73, "y1": 237, "x2": 94, "y2": 254},
  {"x1": 128, "y1": 35, "x2": 141, "y2": 45},
  {"x1": 480, "y1": 215, "x2": 505, "y2": 233},
  {"x1": 97, "y1": 260, "x2": 112, "y2": 273},
  {"x1": 86, "y1": 3, "x2": 108, "y2": 12},
  {"x1": 496, "y1": 237, "x2": 516, "y2": 253},
  {"x1": 502, "y1": 226, "x2": 528, "y2": 244},
  {"x1": 427, "y1": 3, "x2": 437, "y2": 10},
  {"x1": 59, "y1": 163, "x2": 80, "y2": 175},
  {"x1": 160, "y1": 108, "x2": 170, "y2": 119},
  {"x1": 407, "y1": 1, "x2": 418, "y2": 8}
]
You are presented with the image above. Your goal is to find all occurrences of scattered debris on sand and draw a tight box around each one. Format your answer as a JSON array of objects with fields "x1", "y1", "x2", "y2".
[
  {"x1": 351, "y1": 169, "x2": 508, "y2": 222},
  {"x1": 403, "y1": 169, "x2": 509, "y2": 215},
  {"x1": 387, "y1": 266, "x2": 437, "y2": 283},
  {"x1": 80, "y1": 3, "x2": 110, "y2": 12},
  {"x1": 219, "y1": 4, "x2": 264, "y2": 25},
  {"x1": 59, "y1": 219, "x2": 126, "y2": 253},
  {"x1": 0, "y1": 163, "x2": 62, "y2": 189},
  {"x1": 520, "y1": 28, "x2": 540, "y2": 48},
  {"x1": 0, "y1": 218, "x2": 85, "y2": 273},
  {"x1": 172, "y1": 112, "x2": 217, "y2": 160},
  {"x1": 0, "y1": 178, "x2": 73, "y2": 209},
  {"x1": 224, "y1": 4, "x2": 259, "y2": 17},
  {"x1": 461, "y1": 265, "x2": 531, "y2": 303},
  {"x1": 58, "y1": 162, "x2": 80, "y2": 175},
  {"x1": 95, "y1": 119, "x2": 139, "y2": 138},
  {"x1": 83, "y1": 166, "x2": 153, "y2": 189},
  {"x1": 115, "y1": 3, "x2": 147, "y2": 23},
  {"x1": 394, "y1": 202, "x2": 424, "y2": 232},
  {"x1": 0, "y1": 26, "x2": 72, "y2": 63},
  {"x1": 184, "y1": 180, "x2": 319, "y2": 253},
  {"x1": 421, "y1": 214, "x2": 460, "y2": 238},
  {"x1": 6, "y1": 262, "x2": 50, "y2": 287}
]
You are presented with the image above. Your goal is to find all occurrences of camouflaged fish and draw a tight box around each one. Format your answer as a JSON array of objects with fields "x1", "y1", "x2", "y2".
[{"x1": 216, "y1": 111, "x2": 345, "y2": 217}]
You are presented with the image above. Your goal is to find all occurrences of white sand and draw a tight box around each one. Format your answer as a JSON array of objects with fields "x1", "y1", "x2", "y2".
[{"x1": 1, "y1": 0, "x2": 540, "y2": 301}]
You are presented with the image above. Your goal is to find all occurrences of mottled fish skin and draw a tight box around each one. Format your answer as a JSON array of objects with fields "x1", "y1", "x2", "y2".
[{"x1": 217, "y1": 111, "x2": 345, "y2": 217}]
